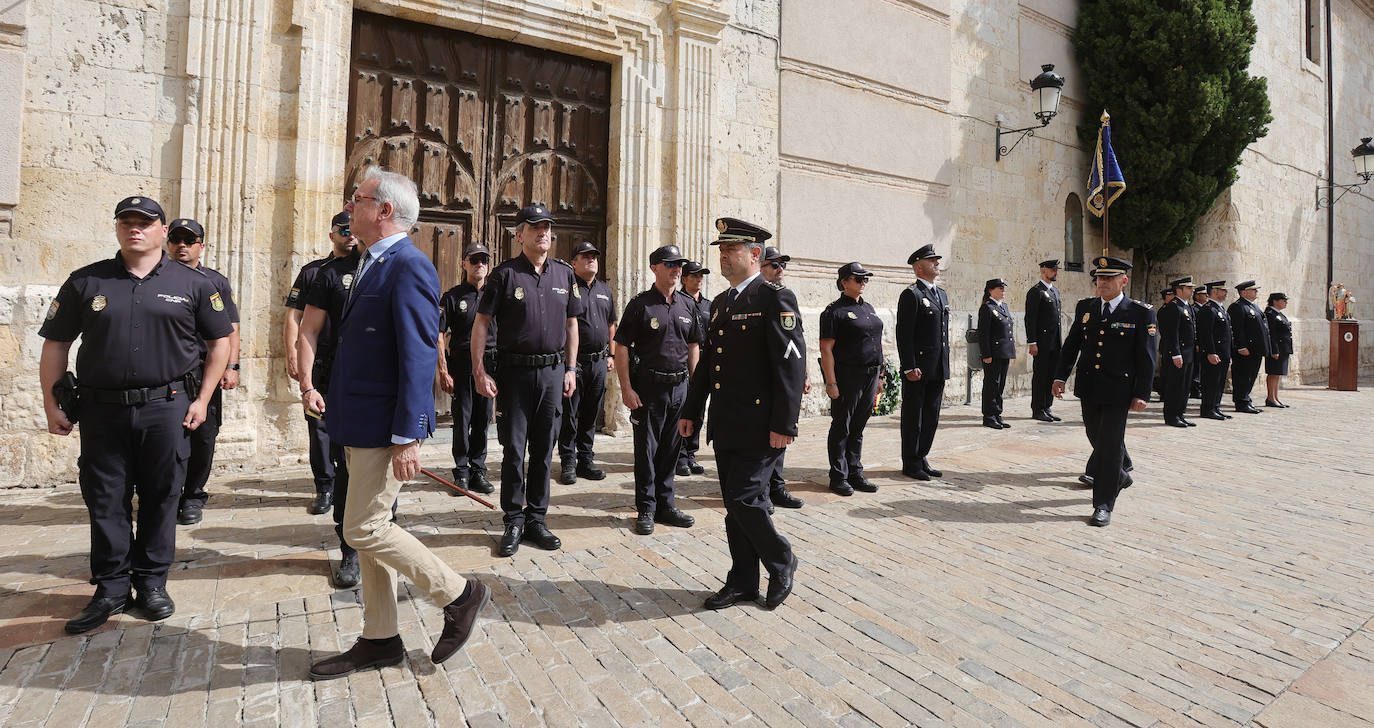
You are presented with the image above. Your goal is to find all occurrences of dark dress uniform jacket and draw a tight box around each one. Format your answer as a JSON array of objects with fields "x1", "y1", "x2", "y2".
[
  {"x1": 1228, "y1": 298, "x2": 1271, "y2": 355},
  {"x1": 1157, "y1": 297, "x2": 1196, "y2": 361},
  {"x1": 978, "y1": 300, "x2": 1016, "y2": 359},
  {"x1": 1196, "y1": 300, "x2": 1232, "y2": 360},
  {"x1": 682, "y1": 276, "x2": 806, "y2": 449},
  {"x1": 1023, "y1": 281, "x2": 1062, "y2": 351},
  {"x1": 1265, "y1": 307, "x2": 1293, "y2": 355},
  {"x1": 1056, "y1": 296, "x2": 1159, "y2": 404},
  {"x1": 895, "y1": 281, "x2": 951, "y2": 379}
]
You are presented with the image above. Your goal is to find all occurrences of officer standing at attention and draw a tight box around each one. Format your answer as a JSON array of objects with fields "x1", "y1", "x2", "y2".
[
  {"x1": 558, "y1": 241, "x2": 616, "y2": 486},
  {"x1": 680, "y1": 218, "x2": 804, "y2": 611},
  {"x1": 1156, "y1": 276, "x2": 1197, "y2": 428},
  {"x1": 895, "y1": 244, "x2": 951, "y2": 480},
  {"x1": 1052, "y1": 256, "x2": 1158, "y2": 527},
  {"x1": 436, "y1": 243, "x2": 498, "y2": 496},
  {"x1": 676, "y1": 260, "x2": 711, "y2": 477},
  {"x1": 1152, "y1": 288, "x2": 1174, "y2": 399},
  {"x1": 295, "y1": 214, "x2": 365, "y2": 587},
  {"x1": 978, "y1": 278, "x2": 1015, "y2": 429},
  {"x1": 40, "y1": 196, "x2": 233, "y2": 633},
  {"x1": 1024, "y1": 259, "x2": 1062, "y2": 422},
  {"x1": 1189, "y1": 285, "x2": 1210, "y2": 399},
  {"x1": 1227, "y1": 280, "x2": 1271, "y2": 414},
  {"x1": 472, "y1": 205, "x2": 584, "y2": 557},
  {"x1": 1263, "y1": 292, "x2": 1293, "y2": 408},
  {"x1": 818, "y1": 262, "x2": 882, "y2": 495},
  {"x1": 1196, "y1": 280, "x2": 1233, "y2": 420},
  {"x1": 757, "y1": 246, "x2": 806, "y2": 511},
  {"x1": 165, "y1": 218, "x2": 241, "y2": 526},
  {"x1": 614, "y1": 244, "x2": 702, "y2": 535},
  {"x1": 285, "y1": 211, "x2": 355, "y2": 515}
]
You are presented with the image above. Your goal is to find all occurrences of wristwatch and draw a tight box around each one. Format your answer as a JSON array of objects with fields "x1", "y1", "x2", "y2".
[
  {"x1": 566, "y1": 365, "x2": 577, "y2": 372},
  {"x1": 228, "y1": 363, "x2": 241, "y2": 371}
]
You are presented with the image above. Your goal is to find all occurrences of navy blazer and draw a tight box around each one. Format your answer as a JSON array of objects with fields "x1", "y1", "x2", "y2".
[
  {"x1": 895, "y1": 281, "x2": 951, "y2": 379},
  {"x1": 978, "y1": 299, "x2": 1016, "y2": 360},
  {"x1": 325, "y1": 237, "x2": 440, "y2": 448},
  {"x1": 1056, "y1": 296, "x2": 1159, "y2": 404}
]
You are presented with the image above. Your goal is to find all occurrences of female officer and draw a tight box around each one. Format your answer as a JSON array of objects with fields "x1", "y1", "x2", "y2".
[
  {"x1": 1264, "y1": 292, "x2": 1293, "y2": 408},
  {"x1": 818, "y1": 263, "x2": 883, "y2": 495},
  {"x1": 978, "y1": 278, "x2": 1016, "y2": 429}
]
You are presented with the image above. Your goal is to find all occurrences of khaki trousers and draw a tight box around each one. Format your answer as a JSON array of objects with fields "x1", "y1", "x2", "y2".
[{"x1": 344, "y1": 446, "x2": 466, "y2": 638}]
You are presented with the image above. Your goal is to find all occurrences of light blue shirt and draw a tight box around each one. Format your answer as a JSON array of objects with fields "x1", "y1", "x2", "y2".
[
  {"x1": 732, "y1": 272, "x2": 761, "y2": 297},
  {"x1": 358, "y1": 231, "x2": 421, "y2": 446}
]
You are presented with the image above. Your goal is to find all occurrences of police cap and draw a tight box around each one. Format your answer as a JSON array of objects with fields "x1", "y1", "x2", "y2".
[
  {"x1": 1203, "y1": 280, "x2": 1227, "y2": 291},
  {"x1": 114, "y1": 196, "x2": 166, "y2": 223},
  {"x1": 514, "y1": 204, "x2": 554, "y2": 226},
  {"x1": 837, "y1": 262, "x2": 872, "y2": 289},
  {"x1": 1089, "y1": 255, "x2": 1132, "y2": 277},
  {"x1": 711, "y1": 217, "x2": 772, "y2": 246},
  {"x1": 331, "y1": 210, "x2": 351, "y2": 228},
  {"x1": 649, "y1": 244, "x2": 688, "y2": 265},
  {"x1": 169, "y1": 218, "x2": 205, "y2": 238},
  {"x1": 1160, "y1": 289, "x2": 1173, "y2": 299},
  {"x1": 571, "y1": 241, "x2": 600, "y2": 257},
  {"x1": 1234, "y1": 280, "x2": 1260, "y2": 291},
  {"x1": 763, "y1": 246, "x2": 791, "y2": 263},
  {"x1": 906, "y1": 244, "x2": 941, "y2": 264},
  {"x1": 682, "y1": 260, "x2": 711, "y2": 276},
  {"x1": 985, "y1": 278, "x2": 1008, "y2": 291},
  {"x1": 463, "y1": 242, "x2": 491, "y2": 259},
  {"x1": 1038, "y1": 259, "x2": 1060, "y2": 269},
  {"x1": 1169, "y1": 275, "x2": 1195, "y2": 289}
]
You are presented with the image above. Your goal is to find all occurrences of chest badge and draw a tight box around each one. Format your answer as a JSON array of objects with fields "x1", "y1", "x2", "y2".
[
  {"x1": 573, "y1": 286, "x2": 581, "y2": 299},
  {"x1": 922, "y1": 298, "x2": 931, "y2": 308},
  {"x1": 91, "y1": 295, "x2": 107, "y2": 312},
  {"x1": 459, "y1": 300, "x2": 468, "y2": 312},
  {"x1": 1082, "y1": 312, "x2": 1091, "y2": 324},
  {"x1": 210, "y1": 292, "x2": 225, "y2": 312},
  {"x1": 649, "y1": 317, "x2": 660, "y2": 330},
  {"x1": 341, "y1": 273, "x2": 353, "y2": 289},
  {"x1": 847, "y1": 311, "x2": 857, "y2": 319},
  {"x1": 514, "y1": 287, "x2": 525, "y2": 301}
]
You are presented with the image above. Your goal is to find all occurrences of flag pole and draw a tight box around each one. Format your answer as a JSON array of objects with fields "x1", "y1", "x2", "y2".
[{"x1": 1101, "y1": 111, "x2": 1110, "y2": 256}]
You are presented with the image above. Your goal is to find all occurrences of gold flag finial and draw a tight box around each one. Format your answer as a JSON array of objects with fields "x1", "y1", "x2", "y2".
[{"x1": 1100, "y1": 110, "x2": 1111, "y2": 124}]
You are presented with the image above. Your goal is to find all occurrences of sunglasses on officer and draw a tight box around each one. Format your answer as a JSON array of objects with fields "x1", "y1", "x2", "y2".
[
  {"x1": 168, "y1": 234, "x2": 202, "y2": 245},
  {"x1": 332, "y1": 226, "x2": 350, "y2": 237},
  {"x1": 661, "y1": 260, "x2": 684, "y2": 268},
  {"x1": 767, "y1": 261, "x2": 787, "y2": 270},
  {"x1": 466, "y1": 254, "x2": 490, "y2": 265}
]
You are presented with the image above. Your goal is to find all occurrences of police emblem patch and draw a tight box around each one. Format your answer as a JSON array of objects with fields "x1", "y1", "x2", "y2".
[
  {"x1": 847, "y1": 311, "x2": 857, "y2": 319},
  {"x1": 780, "y1": 312, "x2": 796, "y2": 330},
  {"x1": 649, "y1": 317, "x2": 660, "y2": 330},
  {"x1": 514, "y1": 287, "x2": 524, "y2": 300},
  {"x1": 288, "y1": 287, "x2": 299, "y2": 301},
  {"x1": 91, "y1": 295, "x2": 107, "y2": 312},
  {"x1": 210, "y1": 292, "x2": 224, "y2": 312},
  {"x1": 46, "y1": 300, "x2": 59, "y2": 320},
  {"x1": 459, "y1": 299, "x2": 468, "y2": 312},
  {"x1": 717, "y1": 219, "x2": 728, "y2": 233},
  {"x1": 341, "y1": 273, "x2": 353, "y2": 289}
]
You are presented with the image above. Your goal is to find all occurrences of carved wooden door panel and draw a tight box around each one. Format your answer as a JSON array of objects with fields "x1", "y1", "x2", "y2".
[{"x1": 346, "y1": 12, "x2": 610, "y2": 290}]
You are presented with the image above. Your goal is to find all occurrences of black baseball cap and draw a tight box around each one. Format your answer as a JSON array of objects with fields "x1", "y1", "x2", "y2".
[
  {"x1": 763, "y1": 246, "x2": 791, "y2": 264},
  {"x1": 514, "y1": 204, "x2": 554, "y2": 226},
  {"x1": 572, "y1": 241, "x2": 601, "y2": 257},
  {"x1": 649, "y1": 244, "x2": 689, "y2": 265},
  {"x1": 114, "y1": 196, "x2": 166, "y2": 223},
  {"x1": 168, "y1": 218, "x2": 205, "y2": 238},
  {"x1": 331, "y1": 211, "x2": 351, "y2": 228},
  {"x1": 682, "y1": 261, "x2": 711, "y2": 276},
  {"x1": 463, "y1": 242, "x2": 491, "y2": 259}
]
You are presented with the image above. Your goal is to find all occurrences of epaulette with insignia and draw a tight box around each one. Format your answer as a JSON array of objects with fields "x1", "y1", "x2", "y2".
[
  {"x1": 552, "y1": 258, "x2": 574, "y2": 269},
  {"x1": 1139, "y1": 301, "x2": 1153, "y2": 309}
]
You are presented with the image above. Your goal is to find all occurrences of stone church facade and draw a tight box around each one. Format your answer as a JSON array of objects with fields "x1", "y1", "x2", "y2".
[{"x1": 0, "y1": 0, "x2": 1369, "y2": 486}]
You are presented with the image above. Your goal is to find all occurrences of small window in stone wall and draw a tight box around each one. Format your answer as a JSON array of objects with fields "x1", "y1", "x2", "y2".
[
  {"x1": 1064, "y1": 193, "x2": 1084, "y2": 272},
  {"x1": 1305, "y1": 0, "x2": 1321, "y2": 65}
]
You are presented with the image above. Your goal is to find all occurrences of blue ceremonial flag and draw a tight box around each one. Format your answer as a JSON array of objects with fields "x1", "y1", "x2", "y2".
[{"x1": 1087, "y1": 110, "x2": 1125, "y2": 217}]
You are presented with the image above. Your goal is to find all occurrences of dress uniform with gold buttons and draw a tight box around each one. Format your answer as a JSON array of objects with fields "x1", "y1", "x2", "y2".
[
  {"x1": 680, "y1": 217, "x2": 804, "y2": 611},
  {"x1": 1024, "y1": 259, "x2": 1063, "y2": 421},
  {"x1": 1196, "y1": 280, "x2": 1233, "y2": 420},
  {"x1": 895, "y1": 243, "x2": 951, "y2": 480},
  {"x1": 977, "y1": 278, "x2": 1016, "y2": 429},
  {"x1": 1226, "y1": 280, "x2": 1271, "y2": 414},
  {"x1": 1053, "y1": 255, "x2": 1158, "y2": 527},
  {"x1": 1156, "y1": 276, "x2": 1197, "y2": 427}
]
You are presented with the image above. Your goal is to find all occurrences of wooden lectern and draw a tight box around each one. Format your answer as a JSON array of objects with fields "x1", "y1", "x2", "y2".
[{"x1": 1329, "y1": 320, "x2": 1359, "y2": 391}]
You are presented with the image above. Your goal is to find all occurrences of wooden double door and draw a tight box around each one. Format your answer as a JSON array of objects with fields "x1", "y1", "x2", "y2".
[{"x1": 346, "y1": 12, "x2": 612, "y2": 292}]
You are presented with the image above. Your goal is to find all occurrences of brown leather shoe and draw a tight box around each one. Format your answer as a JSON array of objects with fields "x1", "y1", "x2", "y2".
[
  {"x1": 431, "y1": 579, "x2": 490, "y2": 664},
  {"x1": 308, "y1": 636, "x2": 405, "y2": 680}
]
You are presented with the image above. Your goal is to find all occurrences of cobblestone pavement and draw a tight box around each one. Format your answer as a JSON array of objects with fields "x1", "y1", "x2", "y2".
[{"x1": 1, "y1": 382, "x2": 1372, "y2": 727}]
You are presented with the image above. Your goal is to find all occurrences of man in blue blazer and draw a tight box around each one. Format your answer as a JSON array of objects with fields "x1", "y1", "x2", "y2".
[{"x1": 303, "y1": 167, "x2": 487, "y2": 680}]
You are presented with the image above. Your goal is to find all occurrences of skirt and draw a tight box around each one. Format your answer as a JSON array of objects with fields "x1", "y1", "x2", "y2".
[{"x1": 1264, "y1": 354, "x2": 1289, "y2": 375}]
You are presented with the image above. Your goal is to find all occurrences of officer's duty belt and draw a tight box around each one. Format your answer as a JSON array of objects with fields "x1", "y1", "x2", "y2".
[
  {"x1": 836, "y1": 362, "x2": 882, "y2": 376},
  {"x1": 578, "y1": 347, "x2": 609, "y2": 364},
  {"x1": 498, "y1": 351, "x2": 563, "y2": 368},
  {"x1": 636, "y1": 368, "x2": 688, "y2": 384},
  {"x1": 79, "y1": 381, "x2": 182, "y2": 406}
]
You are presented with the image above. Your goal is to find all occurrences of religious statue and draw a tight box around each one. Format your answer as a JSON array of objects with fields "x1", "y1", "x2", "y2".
[{"x1": 1329, "y1": 282, "x2": 1355, "y2": 320}]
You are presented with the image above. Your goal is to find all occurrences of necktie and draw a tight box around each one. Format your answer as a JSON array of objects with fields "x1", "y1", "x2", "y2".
[
  {"x1": 1102, "y1": 300, "x2": 1111, "y2": 319},
  {"x1": 726, "y1": 288, "x2": 739, "y2": 307},
  {"x1": 348, "y1": 252, "x2": 370, "y2": 303}
]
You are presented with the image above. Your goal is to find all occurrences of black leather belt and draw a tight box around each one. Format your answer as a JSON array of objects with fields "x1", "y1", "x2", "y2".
[
  {"x1": 579, "y1": 347, "x2": 609, "y2": 364},
  {"x1": 79, "y1": 380, "x2": 185, "y2": 405},
  {"x1": 837, "y1": 362, "x2": 882, "y2": 376},
  {"x1": 498, "y1": 351, "x2": 563, "y2": 368},
  {"x1": 636, "y1": 368, "x2": 688, "y2": 384}
]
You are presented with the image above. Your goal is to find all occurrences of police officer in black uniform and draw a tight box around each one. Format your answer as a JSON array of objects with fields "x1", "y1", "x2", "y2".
[
  {"x1": 896, "y1": 244, "x2": 951, "y2": 480},
  {"x1": 676, "y1": 260, "x2": 712, "y2": 477},
  {"x1": 437, "y1": 242, "x2": 498, "y2": 496},
  {"x1": 40, "y1": 196, "x2": 233, "y2": 633},
  {"x1": 978, "y1": 278, "x2": 1015, "y2": 429},
  {"x1": 615, "y1": 244, "x2": 702, "y2": 535},
  {"x1": 1053, "y1": 256, "x2": 1158, "y2": 527},
  {"x1": 285, "y1": 211, "x2": 355, "y2": 515},
  {"x1": 1157, "y1": 276, "x2": 1197, "y2": 428},
  {"x1": 473, "y1": 205, "x2": 585, "y2": 557},
  {"x1": 818, "y1": 262, "x2": 882, "y2": 494},
  {"x1": 1227, "y1": 280, "x2": 1271, "y2": 414},
  {"x1": 1196, "y1": 280, "x2": 1233, "y2": 420},
  {"x1": 759, "y1": 246, "x2": 806, "y2": 511},
  {"x1": 165, "y1": 218, "x2": 241, "y2": 525},
  {"x1": 1263, "y1": 292, "x2": 1293, "y2": 408},
  {"x1": 296, "y1": 218, "x2": 365, "y2": 587},
  {"x1": 559, "y1": 241, "x2": 617, "y2": 485},
  {"x1": 1189, "y1": 285, "x2": 1210, "y2": 399},
  {"x1": 680, "y1": 218, "x2": 804, "y2": 611},
  {"x1": 1024, "y1": 259, "x2": 1062, "y2": 422}
]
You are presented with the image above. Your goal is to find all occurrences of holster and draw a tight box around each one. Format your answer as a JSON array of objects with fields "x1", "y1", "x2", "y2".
[{"x1": 53, "y1": 371, "x2": 80, "y2": 424}]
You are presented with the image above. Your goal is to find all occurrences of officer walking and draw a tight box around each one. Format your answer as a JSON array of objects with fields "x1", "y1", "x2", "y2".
[
  {"x1": 679, "y1": 218, "x2": 804, "y2": 611},
  {"x1": 1227, "y1": 280, "x2": 1271, "y2": 414},
  {"x1": 1156, "y1": 276, "x2": 1197, "y2": 427},
  {"x1": 1053, "y1": 256, "x2": 1158, "y2": 527},
  {"x1": 1196, "y1": 280, "x2": 1233, "y2": 420},
  {"x1": 166, "y1": 218, "x2": 241, "y2": 525},
  {"x1": 757, "y1": 246, "x2": 806, "y2": 510},
  {"x1": 978, "y1": 278, "x2": 1015, "y2": 429},
  {"x1": 818, "y1": 262, "x2": 882, "y2": 495},
  {"x1": 437, "y1": 243, "x2": 498, "y2": 496},
  {"x1": 1189, "y1": 285, "x2": 1210, "y2": 399},
  {"x1": 295, "y1": 214, "x2": 365, "y2": 587},
  {"x1": 473, "y1": 205, "x2": 584, "y2": 557},
  {"x1": 614, "y1": 244, "x2": 702, "y2": 535},
  {"x1": 285, "y1": 211, "x2": 355, "y2": 515},
  {"x1": 558, "y1": 241, "x2": 616, "y2": 485},
  {"x1": 676, "y1": 260, "x2": 712, "y2": 477},
  {"x1": 1024, "y1": 259, "x2": 1062, "y2": 422},
  {"x1": 40, "y1": 196, "x2": 233, "y2": 633},
  {"x1": 895, "y1": 244, "x2": 951, "y2": 480}
]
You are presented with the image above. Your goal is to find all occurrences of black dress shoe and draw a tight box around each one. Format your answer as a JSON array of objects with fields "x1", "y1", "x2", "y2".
[
  {"x1": 522, "y1": 521, "x2": 562, "y2": 550},
  {"x1": 1089, "y1": 508, "x2": 1112, "y2": 527},
  {"x1": 675, "y1": 463, "x2": 692, "y2": 477},
  {"x1": 828, "y1": 481, "x2": 854, "y2": 496},
  {"x1": 177, "y1": 504, "x2": 203, "y2": 525},
  {"x1": 134, "y1": 587, "x2": 175, "y2": 621},
  {"x1": 497, "y1": 524, "x2": 522, "y2": 557},
  {"x1": 308, "y1": 491, "x2": 333, "y2": 515},
  {"x1": 633, "y1": 512, "x2": 655, "y2": 535},
  {"x1": 848, "y1": 475, "x2": 877, "y2": 493},
  {"x1": 1235, "y1": 404, "x2": 1262, "y2": 414},
  {"x1": 1048, "y1": 412, "x2": 1063, "y2": 421},
  {"x1": 1182, "y1": 418, "x2": 1197, "y2": 427},
  {"x1": 468, "y1": 471, "x2": 495, "y2": 494},
  {"x1": 576, "y1": 464, "x2": 606, "y2": 481},
  {"x1": 982, "y1": 418, "x2": 1003, "y2": 429},
  {"x1": 1222, "y1": 412, "x2": 1233, "y2": 419},
  {"x1": 1032, "y1": 411, "x2": 1055, "y2": 422},
  {"x1": 655, "y1": 506, "x2": 695, "y2": 528},
  {"x1": 1119, "y1": 474, "x2": 1134, "y2": 490},
  {"x1": 689, "y1": 462, "x2": 706, "y2": 475},
  {"x1": 764, "y1": 554, "x2": 798, "y2": 609},
  {"x1": 559, "y1": 463, "x2": 577, "y2": 485},
  {"x1": 309, "y1": 636, "x2": 405, "y2": 680},
  {"x1": 1078, "y1": 474, "x2": 1094, "y2": 486},
  {"x1": 1203, "y1": 411, "x2": 1227, "y2": 420},
  {"x1": 334, "y1": 551, "x2": 360, "y2": 588},
  {"x1": 447, "y1": 471, "x2": 468, "y2": 496},
  {"x1": 921, "y1": 461, "x2": 943, "y2": 478},
  {"x1": 65, "y1": 594, "x2": 127, "y2": 634},
  {"x1": 1166, "y1": 418, "x2": 1189, "y2": 428},
  {"x1": 903, "y1": 468, "x2": 931, "y2": 481},
  {"x1": 704, "y1": 584, "x2": 759, "y2": 610},
  {"x1": 770, "y1": 486, "x2": 804, "y2": 509},
  {"x1": 1264, "y1": 399, "x2": 1282, "y2": 408},
  {"x1": 996, "y1": 416, "x2": 1011, "y2": 429}
]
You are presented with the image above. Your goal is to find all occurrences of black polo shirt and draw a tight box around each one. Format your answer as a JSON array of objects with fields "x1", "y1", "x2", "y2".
[
  {"x1": 39, "y1": 252, "x2": 234, "y2": 389},
  {"x1": 478, "y1": 253, "x2": 585, "y2": 354},
  {"x1": 574, "y1": 276, "x2": 617, "y2": 354},
  {"x1": 820, "y1": 294, "x2": 884, "y2": 367},
  {"x1": 301, "y1": 251, "x2": 361, "y2": 359},
  {"x1": 193, "y1": 265, "x2": 240, "y2": 359},
  {"x1": 614, "y1": 287, "x2": 702, "y2": 372},
  {"x1": 440, "y1": 281, "x2": 497, "y2": 360},
  {"x1": 285, "y1": 256, "x2": 331, "y2": 310}
]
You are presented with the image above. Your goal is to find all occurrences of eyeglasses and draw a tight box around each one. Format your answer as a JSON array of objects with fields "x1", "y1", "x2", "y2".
[
  {"x1": 350, "y1": 194, "x2": 376, "y2": 205},
  {"x1": 768, "y1": 261, "x2": 788, "y2": 270},
  {"x1": 467, "y1": 256, "x2": 490, "y2": 265},
  {"x1": 333, "y1": 226, "x2": 350, "y2": 237},
  {"x1": 168, "y1": 235, "x2": 201, "y2": 245},
  {"x1": 662, "y1": 260, "x2": 683, "y2": 268}
]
